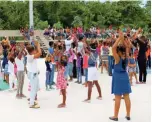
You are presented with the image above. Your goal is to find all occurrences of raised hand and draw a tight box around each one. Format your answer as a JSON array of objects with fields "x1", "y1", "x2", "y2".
[{"x1": 137, "y1": 27, "x2": 142, "y2": 33}]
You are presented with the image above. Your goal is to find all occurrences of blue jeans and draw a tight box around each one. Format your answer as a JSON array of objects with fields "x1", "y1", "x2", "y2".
[
  {"x1": 46, "y1": 71, "x2": 51, "y2": 86},
  {"x1": 108, "y1": 56, "x2": 114, "y2": 75},
  {"x1": 77, "y1": 67, "x2": 82, "y2": 82},
  {"x1": 68, "y1": 62, "x2": 73, "y2": 77},
  {"x1": 64, "y1": 66, "x2": 68, "y2": 79},
  {"x1": 50, "y1": 64, "x2": 55, "y2": 85},
  {"x1": 135, "y1": 59, "x2": 139, "y2": 73},
  {"x1": 83, "y1": 68, "x2": 88, "y2": 82},
  {"x1": 27, "y1": 72, "x2": 39, "y2": 106}
]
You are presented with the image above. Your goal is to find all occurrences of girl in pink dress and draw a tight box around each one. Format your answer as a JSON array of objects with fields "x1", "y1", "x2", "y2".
[{"x1": 56, "y1": 55, "x2": 67, "y2": 108}]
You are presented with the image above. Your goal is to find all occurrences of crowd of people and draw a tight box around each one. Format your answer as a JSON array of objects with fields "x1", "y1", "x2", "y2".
[
  {"x1": 0, "y1": 27, "x2": 151, "y2": 121},
  {"x1": 43, "y1": 26, "x2": 138, "y2": 40}
]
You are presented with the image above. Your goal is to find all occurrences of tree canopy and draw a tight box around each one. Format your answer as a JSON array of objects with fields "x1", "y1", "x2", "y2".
[{"x1": 0, "y1": 1, "x2": 151, "y2": 30}]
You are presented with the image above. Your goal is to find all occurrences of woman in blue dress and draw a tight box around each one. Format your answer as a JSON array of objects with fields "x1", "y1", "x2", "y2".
[{"x1": 109, "y1": 32, "x2": 132, "y2": 121}]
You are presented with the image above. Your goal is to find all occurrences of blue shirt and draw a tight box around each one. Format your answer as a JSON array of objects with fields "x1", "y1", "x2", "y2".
[
  {"x1": 129, "y1": 58, "x2": 135, "y2": 64},
  {"x1": 88, "y1": 51, "x2": 98, "y2": 67},
  {"x1": 48, "y1": 47, "x2": 54, "y2": 54}
]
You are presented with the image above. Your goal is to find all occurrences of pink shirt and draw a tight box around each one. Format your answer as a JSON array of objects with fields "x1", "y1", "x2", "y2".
[
  {"x1": 77, "y1": 27, "x2": 83, "y2": 34},
  {"x1": 68, "y1": 51, "x2": 74, "y2": 63},
  {"x1": 97, "y1": 29, "x2": 101, "y2": 34},
  {"x1": 83, "y1": 55, "x2": 88, "y2": 68}
]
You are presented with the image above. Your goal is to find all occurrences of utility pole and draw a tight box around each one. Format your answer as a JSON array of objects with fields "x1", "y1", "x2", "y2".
[{"x1": 29, "y1": 0, "x2": 34, "y2": 43}]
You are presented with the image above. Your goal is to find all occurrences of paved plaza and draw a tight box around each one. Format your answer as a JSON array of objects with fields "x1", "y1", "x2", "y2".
[{"x1": 0, "y1": 59, "x2": 151, "y2": 122}]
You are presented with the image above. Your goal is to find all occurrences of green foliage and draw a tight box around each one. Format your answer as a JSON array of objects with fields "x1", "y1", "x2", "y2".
[
  {"x1": 72, "y1": 16, "x2": 83, "y2": 27},
  {"x1": 35, "y1": 21, "x2": 48, "y2": 30},
  {"x1": 53, "y1": 21, "x2": 63, "y2": 29},
  {"x1": 0, "y1": 1, "x2": 29, "y2": 29},
  {"x1": 0, "y1": 1, "x2": 150, "y2": 32}
]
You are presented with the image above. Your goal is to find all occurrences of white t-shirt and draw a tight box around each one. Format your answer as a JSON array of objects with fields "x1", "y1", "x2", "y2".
[
  {"x1": 65, "y1": 39, "x2": 73, "y2": 51},
  {"x1": 8, "y1": 61, "x2": 14, "y2": 75},
  {"x1": 49, "y1": 63, "x2": 53, "y2": 68},
  {"x1": 77, "y1": 41, "x2": 84, "y2": 53},
  {"x1": 26, "y1": 55, "x2": 38, "y2": 73},
  {"x1": 100, "y1": 46, "x2": 109, "y2": 55},
  {"x1": 15, "y1": 57, "x2": 24, "y2": 71}
]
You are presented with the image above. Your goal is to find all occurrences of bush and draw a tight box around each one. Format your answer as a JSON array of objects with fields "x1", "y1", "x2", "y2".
[
  {"x1": 35, "y1": 21, "x2": 48, "y2": 30},
  {"x1": 53, "y1": 21, "x2": 63, "y2": 29}
]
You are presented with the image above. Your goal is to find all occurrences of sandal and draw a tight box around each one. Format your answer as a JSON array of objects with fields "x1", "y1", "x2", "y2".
[{"x1": 29, "y1": 104, "x2": 40, "y2": 109}]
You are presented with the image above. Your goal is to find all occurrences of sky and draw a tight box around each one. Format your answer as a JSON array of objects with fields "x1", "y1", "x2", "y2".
[{"x1": 11, "y1": 0, "x2": 148, "y2": 5}]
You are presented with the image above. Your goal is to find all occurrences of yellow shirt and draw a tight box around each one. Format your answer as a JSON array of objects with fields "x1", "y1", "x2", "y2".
[{"x1": 109, "y1": 47, "x2": 113, "y2": 56}]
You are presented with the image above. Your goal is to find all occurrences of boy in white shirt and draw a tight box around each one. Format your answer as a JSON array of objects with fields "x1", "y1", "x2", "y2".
[
  {"x1": 64, "y1": 36, "x2": 73, "y2": 51},
  {"x1": 26, "y1": 41, "x2": 41, "y2": 109}
]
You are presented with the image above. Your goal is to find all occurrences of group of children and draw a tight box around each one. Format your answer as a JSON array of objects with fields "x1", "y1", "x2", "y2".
[{"x1": 0, "y1": 31, "x2": 150, "y2": 109}]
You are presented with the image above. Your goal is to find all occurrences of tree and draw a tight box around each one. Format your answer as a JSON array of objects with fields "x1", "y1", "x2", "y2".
[
  {"x1": 53, "y1": 21, "x2": 63, "y2": 29},
  {"x1": 0, "y1": 1, "x2": 150, "y2": 31},
  {"x1": 72, "y1": 16, "x2": 83, "y2": 27}
]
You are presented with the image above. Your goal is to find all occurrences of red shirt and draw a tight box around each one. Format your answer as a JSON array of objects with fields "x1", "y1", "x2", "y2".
[
  {"x1": 83, "y1": 55, "x2": 89, "y2": 68},
  {"x1": 134, "y1": 49, "x2": 138, "y2": 60}
]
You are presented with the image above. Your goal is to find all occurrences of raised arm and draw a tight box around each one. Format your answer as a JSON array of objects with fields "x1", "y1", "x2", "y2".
[
  {"x1": 0, "y1": 43, "x2": 3, "y2": 56},
  {"x1": 33, "y1": 42, "x2": 42, "y2": 59},
  {"x1": 112, "y1": 32, "x2": 124, "y2": 63},
  {"x1": 124, "y1": 38, "x2": 132, "y2": 58}
]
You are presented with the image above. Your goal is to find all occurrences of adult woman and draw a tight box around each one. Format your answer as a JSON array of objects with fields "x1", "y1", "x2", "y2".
[
  {"x1": 133, "y1": 28, "x2": 148, "y2": 83},
  {"x1": 109, "y1": 32, "x2": 131, "y2": 121}
]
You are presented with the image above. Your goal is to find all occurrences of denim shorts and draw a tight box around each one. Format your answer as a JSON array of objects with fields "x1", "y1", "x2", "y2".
[{"x1": 128, "y1": 67, "x2": 136, "y2": 73}]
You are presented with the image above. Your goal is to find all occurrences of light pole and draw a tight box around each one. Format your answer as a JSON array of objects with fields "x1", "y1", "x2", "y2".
[{"x1": 29, "y1": 0, "x2": 34, "y2": 43}]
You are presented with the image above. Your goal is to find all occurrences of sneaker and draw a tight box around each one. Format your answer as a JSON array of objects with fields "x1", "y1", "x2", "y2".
[
  {"x1": 46, "y1": 88, "x2": 50, "y2": 91},
  {"x1": 50, "y1": 86, "x2": 55, "y2": 90},
  {"x1": 109, "y1": 117, "x2": 118, "y2": 121},
  {"x1": 46, "y1": 85, "x2": 51, "y2": 91},
  {"x1": 52, "y1": 82, "x2": 56, "y2": 85},
  {"x1": 29, "y1": 104, "x2": 40, "y2": 109},
  {"x1": 75, "y1": 81, "x2": 79, "y2": 83},
  {"x1": 78, "y1": 81, "x2": 82, "y2": 84}
]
